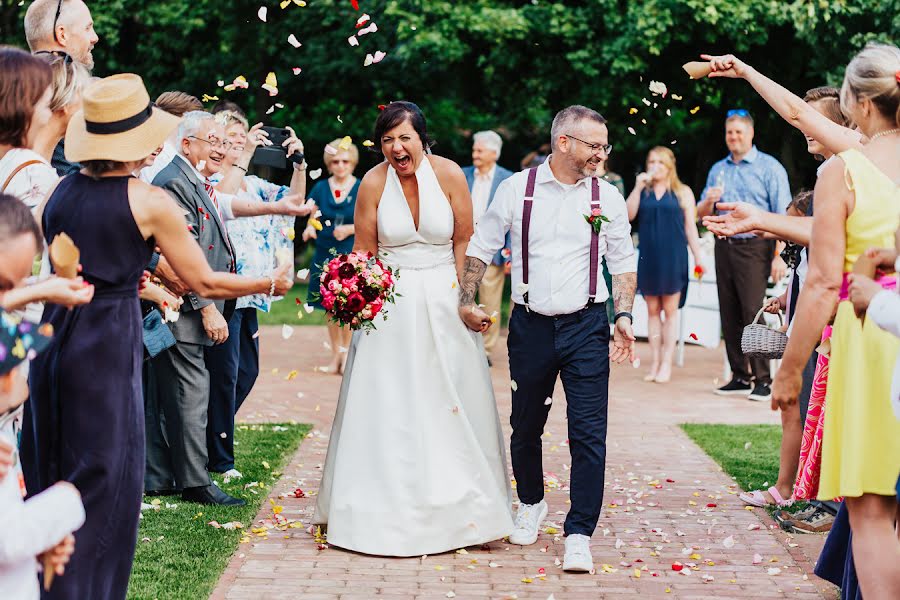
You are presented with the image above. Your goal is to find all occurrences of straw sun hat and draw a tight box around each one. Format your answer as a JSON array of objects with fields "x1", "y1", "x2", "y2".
[{"x1": 65, "y1": 73, "x2": 180, "y2": 163}]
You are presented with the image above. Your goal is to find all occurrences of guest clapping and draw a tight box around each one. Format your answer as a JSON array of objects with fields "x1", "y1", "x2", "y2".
[
  {"x1": 625, "y1": 147, "x2": 703, "y2": 383},
  {"x1": 304, "y1": 139, "x2": 361, "y2": 374}
]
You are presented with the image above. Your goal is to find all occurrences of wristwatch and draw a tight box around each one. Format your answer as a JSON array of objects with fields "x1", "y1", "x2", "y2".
[{"x1": 614, "y1": 311, "x2": 633, "y2": 324}]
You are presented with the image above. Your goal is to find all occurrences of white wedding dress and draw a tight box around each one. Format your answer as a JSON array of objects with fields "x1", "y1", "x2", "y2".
[{"x1": 313, "y1": 156, "x2": 513, "y2": 556}]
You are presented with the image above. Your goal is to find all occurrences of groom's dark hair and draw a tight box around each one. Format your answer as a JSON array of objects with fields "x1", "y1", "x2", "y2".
[{"x1": 373, "y1": 101, "x2": 434, "y2": 152}]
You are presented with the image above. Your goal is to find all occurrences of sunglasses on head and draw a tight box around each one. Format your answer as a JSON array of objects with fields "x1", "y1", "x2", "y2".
[
  {"x1": 727, "y1": 109, "x2": 751, "y2": 118},
  {"x1": 52, "y1": 0, "x2": 63, "y2": 43},
  {"x1": 34, "y1": 50, "x2": 73, "y2": 64}
]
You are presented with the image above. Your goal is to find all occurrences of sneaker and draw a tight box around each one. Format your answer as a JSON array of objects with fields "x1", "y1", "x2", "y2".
[
  {"x1": 562, "y1": 534, "x2": 594, "y2": 573},
  {"x1": 788, "y1": 507, "x2": 835, "y2": 534},
  {"x1": 715, "y1": 379, "x2": 752, "y2": 396},
  {"x1": 774, "y1": 504, "x2": 818, "y2": 531},
  {"x1": 508, "y1": 500, "x2": 548, "y2": 545},
  {"x1": 748, "y1": 383, "x2": 772, "y2": 402},
  {"x1": 222, "y1": 468, "x2": 243, "y2": 481}
]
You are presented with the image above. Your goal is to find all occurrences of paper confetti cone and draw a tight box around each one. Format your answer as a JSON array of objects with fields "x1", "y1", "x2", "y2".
[
  {"x1": 682, "y1": 61, "x2": 713, "y2": 79},
  {"x1": 43, "y1": 555, "x2": 55, "y2": 590},
  {"x1": 49, "y1": 233, "x2": 79, "y2": 279}
]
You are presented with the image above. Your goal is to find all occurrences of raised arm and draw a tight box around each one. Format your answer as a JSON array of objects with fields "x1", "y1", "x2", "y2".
[
  {"x1": 772, "y1": 160, "x2": 847, "y2": 411},
  {"x1": 136, "y1": 186, "x2": 292, "y2": 298},
  {"x1": 702, "y1": 54, "x2": 863, "y2": 155},
  {"x1": 625, "y1": 172, "x2": 649, "y2": 221},
  {"x1": 703, "y1": 203, "x2": 813, "y2": 246}
]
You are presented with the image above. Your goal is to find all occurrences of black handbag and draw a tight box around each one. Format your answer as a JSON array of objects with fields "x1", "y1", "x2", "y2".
[{"x1": 142, "y1": 308, "x2": 176, "y2": 358}]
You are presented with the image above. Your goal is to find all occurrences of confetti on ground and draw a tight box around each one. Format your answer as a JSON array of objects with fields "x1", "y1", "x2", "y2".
[{"x1": 282, "y1": 324, "x2": 294, "y2": 340}]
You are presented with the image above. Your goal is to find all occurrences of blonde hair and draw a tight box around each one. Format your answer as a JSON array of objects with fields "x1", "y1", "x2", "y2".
[
  {"x1": 647, "y1": 146, "x2": 690, "y2": 203},
  {"x1": 215, "y1": 109, "x2": 249, "y2": 132},
  {"x1": 38, "y1": 53, "x2": 89, "y2": 112},
  {"x1": 324, "y1": 138, "x2": 359, "y2": 170},
  {"x1": 840, "y1": 42, "x2": 900, "y2": 127}
]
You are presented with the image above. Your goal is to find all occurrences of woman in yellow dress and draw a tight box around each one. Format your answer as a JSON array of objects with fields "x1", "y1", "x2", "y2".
[{"x1": 761, "y1": 43, "x2": 900, "y2": 599}]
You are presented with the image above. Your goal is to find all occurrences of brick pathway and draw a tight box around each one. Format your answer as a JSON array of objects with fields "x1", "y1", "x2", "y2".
[{"x1": 210, "y1": 326, "x2": 837, "y2": 600}]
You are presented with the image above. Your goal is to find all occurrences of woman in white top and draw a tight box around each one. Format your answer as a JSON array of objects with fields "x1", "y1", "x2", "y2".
[
  {"x1": 0, "y1": 52, "x2": 88, "y2": 213},
  {"x1": 313, "y1": 102, "x2": 513, "y2": 556}
]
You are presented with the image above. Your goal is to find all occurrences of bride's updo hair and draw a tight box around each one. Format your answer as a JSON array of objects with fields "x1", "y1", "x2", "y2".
[
  {"x1": 840, "y1": 42, "x2": 900, "y2": 127},
  {"x1": 373, "y1": 101, "x2": 434, "y2": 152}
]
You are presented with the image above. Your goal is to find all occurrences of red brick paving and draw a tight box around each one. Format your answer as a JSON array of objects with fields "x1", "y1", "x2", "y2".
[{"x1": 209, "y1": 326, "x2": 837, "y2": 600}]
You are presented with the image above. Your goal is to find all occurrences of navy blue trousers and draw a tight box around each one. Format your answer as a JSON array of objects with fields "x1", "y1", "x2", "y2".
[
  {"x1": 507, "y1": 302, "x2": 610, "y2": 536},
  {"x1": 204, "y1": 307, "x2": 260, "y2": 472}
]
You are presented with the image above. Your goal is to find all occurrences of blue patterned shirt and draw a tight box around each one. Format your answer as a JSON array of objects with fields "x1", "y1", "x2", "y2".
[
  {"x1": 702, "y1": 146, "x2": 791, "y2": 239},
  {"x1": 211, "y1": 174, "x2": 294, "y2": 311}
]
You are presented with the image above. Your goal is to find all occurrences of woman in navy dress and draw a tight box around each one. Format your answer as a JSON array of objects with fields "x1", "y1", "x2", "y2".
[
  {"x1": 22, "y1": 74, "x2": 294, "y2": 599},
  {"x1": 302, "y1": 139, "x2": 360, "y2": 374},
  {"x1": 625, "y1": 147, "x2": 705, "y2": 383}
]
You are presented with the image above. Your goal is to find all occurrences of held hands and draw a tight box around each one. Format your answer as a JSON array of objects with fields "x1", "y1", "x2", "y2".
[
  {"x1": 700, "y1": 53, "x2": 750, "y2": 79},
  {"x1": 847, "y1": 273, "x2": 885, "y2": 316},
  {"x1": 271, "y1": 261, "x2": 295, "y2": 297},
  {"x1": 863, "y1": 246, "x2": 899, "y2": 270},
  {"x1": 610, "y1": 317, "x2": 637, "y2": 364},
  {"x1": 200, "y1": 304, "x2": 229, "y2": 345},
  {"x1": 702, "y1": 202, "x2": 763, "y2": 237},
  {"x1": 459, "y1": 304, "x2": 492, "y2": 333}
]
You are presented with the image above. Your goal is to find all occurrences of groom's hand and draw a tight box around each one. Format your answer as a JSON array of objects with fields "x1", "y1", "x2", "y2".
[
  {"x1": 459, "y1": 304, "x2": 491, "y2": 333},
  {"x1": 610, "y1": 317, "x2": 637, "y2": 364}
]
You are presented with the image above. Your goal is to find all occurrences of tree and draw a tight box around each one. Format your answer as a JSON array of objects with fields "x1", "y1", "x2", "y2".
[{"x1": 1, "y1": 0, "x2": 896, "y2": 192}]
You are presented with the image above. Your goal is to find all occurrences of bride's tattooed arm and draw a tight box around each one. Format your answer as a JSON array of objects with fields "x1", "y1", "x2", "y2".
[{"x1": 459, "y1": 256, "x2": 488, "y2": 307}]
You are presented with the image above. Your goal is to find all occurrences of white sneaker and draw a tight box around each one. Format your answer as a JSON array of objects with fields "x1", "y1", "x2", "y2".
[
  {"x1": 563, "y1": 534, "x2": 593, "y2": 573},
  {"x1": 222, "y1": 468, "x2": 242, "y2": 481},
  {"x1": 508, "y1": 500, "x2": 548, "y2": 545}
]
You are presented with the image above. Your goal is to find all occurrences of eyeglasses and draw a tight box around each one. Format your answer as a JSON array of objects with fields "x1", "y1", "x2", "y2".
[
  {"x1": 189, "y1": 136, "x2": 232, "y2": 150},
  {"x1": 52, "y1": 0, "x2": 63, "y2": 43},
  {"x1": 727, "y1": 109, "x2": 751, "y2": 118},
  {"x1": 34, "y1": 50, "x2": 72, "y2": 64},
  {"x1": 565, "y1": 134, "x2": 613, "y2": 156}
]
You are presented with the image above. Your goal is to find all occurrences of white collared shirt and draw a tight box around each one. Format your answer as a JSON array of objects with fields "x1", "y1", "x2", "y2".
[
  {"x1": 471, "y1": 165, "x2": 496, "y2": 224},
  {"x1": 467, "y1": 156, "x2": 636, "y2": 316},
  {"x1": 139, "y1": 141, "x2": 176, "y2": 184}
]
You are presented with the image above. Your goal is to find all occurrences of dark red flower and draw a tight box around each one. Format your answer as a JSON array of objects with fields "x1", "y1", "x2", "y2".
[
  {"x1": 345, "y1": 292, "x2": 366, "y2": 313},
  {"x1": 361, "y1": 285, "x2": 379, "y2": 302},
  {"x1": 338, "y1": 263, "x2": 356, "y2": 279}
]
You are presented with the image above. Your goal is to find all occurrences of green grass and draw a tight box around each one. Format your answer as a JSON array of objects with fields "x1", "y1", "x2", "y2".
[
  {"x1": 128, "y1": 423, "x2": 310, "y2": 600},
  {"x1": 681, "y1": 423, "x2": 783, "y2": 493}
]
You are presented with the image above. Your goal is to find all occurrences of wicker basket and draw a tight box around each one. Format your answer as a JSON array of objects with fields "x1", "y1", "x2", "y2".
[{"x1": 741, "y1": 306, "x2": 788, "y2": 359}]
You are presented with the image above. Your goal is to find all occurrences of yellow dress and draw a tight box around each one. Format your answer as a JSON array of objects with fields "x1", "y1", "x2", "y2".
[{"x1": 818, "y1": 149, "x2": 900, "y2": 500}]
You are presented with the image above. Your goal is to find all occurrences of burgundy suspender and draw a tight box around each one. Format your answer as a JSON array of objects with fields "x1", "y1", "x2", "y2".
[
  {"x1": 521, "y1": 167, "x2": 538, "y2": 307},
  {"x1": 520, "y1": 170, "x2": 601, "y2": 309},
  {"x1": 588, "y1": 176, "x2": 601, "y2": 303}
]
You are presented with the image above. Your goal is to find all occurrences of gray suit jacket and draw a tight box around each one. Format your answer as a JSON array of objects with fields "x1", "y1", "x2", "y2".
[
  {"x1": 153, "y1": 155, "x2": 236, "y2": 346},
  {"x1": 462, "y1": 165, "x2": 514, "y2": 266}
]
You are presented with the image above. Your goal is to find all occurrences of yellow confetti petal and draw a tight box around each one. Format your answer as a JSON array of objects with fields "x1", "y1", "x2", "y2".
[
  {"x1": 629, "y1": 107, "x2": 638, "y2": 114},
  {"x1": 338, "y1": 136, "x2": 353, "y2": 150},
  {"x1": 362, "y1": 140, "x2": 374, "y2": 147},
  {"x1": 690, "y1": 106, "x2": 701, "y2": 114},
  {"x1": 309, "y1": 218, "x2": 323, "y2": 231},
  {"x1": 633, "y1": 568, "x2": 641, "y2": 579}
]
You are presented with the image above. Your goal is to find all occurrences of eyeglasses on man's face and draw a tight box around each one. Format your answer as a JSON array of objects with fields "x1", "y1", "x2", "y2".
[
  {"x1": 565, "y1": 134, "x2": 613, "y2": 156},
  {"x1": 189, "y1": 136, "x2": 232, "y2": 150}
]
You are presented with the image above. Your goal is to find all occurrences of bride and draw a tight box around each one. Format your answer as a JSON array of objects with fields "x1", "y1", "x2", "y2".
[{"x1": 313, "y1": 101, "x2": 513, "y2": 556}]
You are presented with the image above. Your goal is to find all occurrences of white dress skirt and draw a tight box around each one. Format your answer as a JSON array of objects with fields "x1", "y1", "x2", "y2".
[{"x1": 313, "y1": 157, "x2": 513, "y2": 556}]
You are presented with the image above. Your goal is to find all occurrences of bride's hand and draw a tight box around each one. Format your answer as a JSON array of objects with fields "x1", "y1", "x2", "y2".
[{"x1": 459, "y1": 304, "x2": 491, "y2": 333}]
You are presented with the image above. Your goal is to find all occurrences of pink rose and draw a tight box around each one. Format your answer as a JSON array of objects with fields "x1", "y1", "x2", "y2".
[{"x1": 591, "y1": 208, "x2": 602, "y2": 217}]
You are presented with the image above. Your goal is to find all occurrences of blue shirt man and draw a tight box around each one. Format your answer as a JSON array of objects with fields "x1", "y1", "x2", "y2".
[{"x1": 697, "y1": 111, "x2": 791, "y2": 402}]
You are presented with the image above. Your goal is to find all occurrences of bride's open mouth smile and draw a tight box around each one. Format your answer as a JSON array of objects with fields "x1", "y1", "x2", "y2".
[{"x1": 393, "y1": 154, "x2": 412, "y2": 170}]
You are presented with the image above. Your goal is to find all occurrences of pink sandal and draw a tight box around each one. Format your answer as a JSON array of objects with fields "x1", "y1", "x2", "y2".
[{"x1": 739, "y1": 486, "x2": 793, "y2": 508}]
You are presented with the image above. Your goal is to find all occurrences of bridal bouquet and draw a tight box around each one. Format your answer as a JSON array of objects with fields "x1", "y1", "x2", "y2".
[{"x1": 317, "y1": 251, "x2": 398, "y2": 332}]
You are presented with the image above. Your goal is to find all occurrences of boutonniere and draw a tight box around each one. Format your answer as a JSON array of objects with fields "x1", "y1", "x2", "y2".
[{"x1": 583, "y1": 207, "x2": 609, "y2": 233}]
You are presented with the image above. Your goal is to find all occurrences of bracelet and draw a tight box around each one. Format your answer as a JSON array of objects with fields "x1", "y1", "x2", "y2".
[
  {"x1": 235, "y1": 164, "x2": 248, "y2": 173},
  {"x1": 293, "y1": 161, "x2": 307, "y2": 172},
  {"x1": 268, "y1": 276, "x2": 276, "y2": 297},
  {"x1": 614, "y1": 311, "x2": 634, "y2": 324}
]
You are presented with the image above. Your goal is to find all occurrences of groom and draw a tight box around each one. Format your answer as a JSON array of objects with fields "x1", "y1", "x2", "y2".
[{"x1": 459, "y1": 105, "x2": 637, "y2": 573}]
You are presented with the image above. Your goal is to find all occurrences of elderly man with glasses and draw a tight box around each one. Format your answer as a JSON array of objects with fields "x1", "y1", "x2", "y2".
[
  {"x1": 24, "y1": 0, "x2": 99, "y2": 177},
  {"x1": 696, "y1": 110, "x2": 792, "y2": 402}
]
